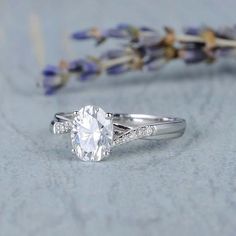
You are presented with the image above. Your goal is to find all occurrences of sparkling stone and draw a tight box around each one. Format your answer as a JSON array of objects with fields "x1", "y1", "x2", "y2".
[
  {"x1": 136, "y1": 128, "x2": 144, "y2": 137},
  {"x1": 71, "y1": 105, "x2": 113, "y2": 161},
  {"x1": 146, "y1": 126, "x2": 153, "y2": 136},
  {"x1": 129, "y1": 131, "x2": 137, "y2": 140}
]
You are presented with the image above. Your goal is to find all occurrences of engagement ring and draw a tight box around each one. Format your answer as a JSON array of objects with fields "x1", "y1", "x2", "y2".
[{"x1": 50, "y1": 105, "x2": 186, "y2": 161}]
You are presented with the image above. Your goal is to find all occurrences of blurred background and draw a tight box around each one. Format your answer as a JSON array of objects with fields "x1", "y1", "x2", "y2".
[{"x1": 0, "y1": 1, "x2": 236, "y2": 236}]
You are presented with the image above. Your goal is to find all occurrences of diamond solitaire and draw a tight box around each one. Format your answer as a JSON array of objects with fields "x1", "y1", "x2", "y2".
[
  {"x1": 50, "y1": 106, "x2": 186, "y2": 161},
  {"x1": 71, "y1": 105, "x2": 113, "y2": 161}
]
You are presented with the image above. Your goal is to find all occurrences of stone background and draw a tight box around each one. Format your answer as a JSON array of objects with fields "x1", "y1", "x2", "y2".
[{"x1": 0, "y1": 0, "x2": 236, "y2": 235}]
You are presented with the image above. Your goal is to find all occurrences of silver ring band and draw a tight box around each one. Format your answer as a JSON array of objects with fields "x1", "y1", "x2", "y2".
[
  {"x1": 50, "y1": 105, "x2": 186, "y2": 161},
  {"x1": 51, "y1": 113, "x2": 185, "y2": 145}
]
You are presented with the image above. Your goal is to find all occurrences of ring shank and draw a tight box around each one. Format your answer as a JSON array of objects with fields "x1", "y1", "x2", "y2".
[
  {"x1": 113, "y1": 113, "x2": 184, "y2": 128},
  {"x1": 51, "y1": 112, "x2": 186, "y2": 145},
  {"x1": 112, "y1": 114, "x2": 186, "y2": 145}
]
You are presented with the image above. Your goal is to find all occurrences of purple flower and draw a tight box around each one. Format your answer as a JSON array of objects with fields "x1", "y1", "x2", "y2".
[
  {"x1": 69, "y1": 59, "x2": 100, "y2": 80},
  {"x1": 116, "y1": 23, "x2": 131, "y2": 30},
  {"x1": 81, "y1": 60, "x2": 99, "y2": 80},
  {"x1": 136, "y1": 34, "x2": 161, "y2": 47},
  {"x1": 42, "y1": 65, "x2": 70, "y2": 95},
  {"x1": 184, "y1": 27, "x2": 202, "y2": 36},
  {"x1": 139, "y1": 26, "x2": 155, "y2": 32},
  {"x1": 42, "y1": 24, "x2": 236, "y2": 95},
  {"x1": 71, "y1": 29, "x2": 91, "y2": 40},
  {"x1": 104, "y1": 24, "x2": 135, "y2": 39},
  {"x1": 42, "y1": 65, "x2": 59, "y2": 76},
  {"x1": 42, "y1": 65, "x2": 61, "y2": 94},
  {"x1": 215, "y1": 48, "x2": 233, "y2": 57},
  {"x1": 68, "y1": 60, "x2": 83, "y2": 72},
  {"x1": 106, "y1": 64, "x2": 129, "y2": 75},
  {"x1": 184, "y1": 25, "x2": 236, "y2": 41},
  {"x1": 215, "y1": 26, "x2": 236, "y2": 40},
  {"x1": 105, "y1": 28, "x2": 128, "y2": 39},
  {"x1": 43, "y1": 73, "x2": 63, "y2": 95},
  {"x1": 100, "y1": 49, "x2": 126, "y2": 59},
  {"x1": 72, "y1": 28, "x2": 106, "y2": 43},
  {"x1": 182, "y1": 49, "x2": 207, "y2": 63}
]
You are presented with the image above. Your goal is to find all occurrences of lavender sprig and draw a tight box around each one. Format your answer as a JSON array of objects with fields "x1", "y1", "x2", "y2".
[{"x1": 42, "y1": 24, "x2": 236, "y2": 94}]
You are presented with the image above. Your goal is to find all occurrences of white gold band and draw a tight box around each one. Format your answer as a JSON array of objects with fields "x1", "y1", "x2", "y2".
[{"x1": 51, "y1": 112, "x2": 186, "y2": 146}]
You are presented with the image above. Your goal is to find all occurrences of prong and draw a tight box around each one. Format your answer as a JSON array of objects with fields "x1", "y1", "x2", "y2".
[
  {"x1": 104, "y1": 150, "x2": 111, "y2": 157},
  {"x1": 105, "y1": 113, "x2": 113, "y2": 120}
]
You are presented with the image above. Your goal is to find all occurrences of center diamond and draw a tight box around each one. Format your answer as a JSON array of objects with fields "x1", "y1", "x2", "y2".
[{"x1": 71, "y1": 105, "x2": 113, "y2": 161}]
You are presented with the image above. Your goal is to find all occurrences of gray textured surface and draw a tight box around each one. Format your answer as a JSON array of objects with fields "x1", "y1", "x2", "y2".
[{"x1": 0, "y1": 0, "x2": 236, "y2": 236}]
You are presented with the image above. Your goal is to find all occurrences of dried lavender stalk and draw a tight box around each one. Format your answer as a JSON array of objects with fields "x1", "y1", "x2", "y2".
[{"x1": 42, "y1": 24, "x2": 236, "y2": 94}]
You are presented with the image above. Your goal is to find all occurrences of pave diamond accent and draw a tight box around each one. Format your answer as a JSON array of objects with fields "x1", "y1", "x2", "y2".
[
  {"x1": 71, "y1": 105, "x2": 113, "y2": 161},
  {"x1": 54, "y1": 121, "x2": 72, "y2": 134},
  {"x1": 113, "y1": 125, "x2": 156, "y2": 146}
]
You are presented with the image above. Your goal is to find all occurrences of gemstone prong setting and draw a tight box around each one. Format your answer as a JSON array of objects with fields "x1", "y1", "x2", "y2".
[
  {"x1": 71, "y1": 105, "x2": 113, "y2": 161},
  {"x1": 105, "y1": 113, "x2": 113, "y2": 120}
]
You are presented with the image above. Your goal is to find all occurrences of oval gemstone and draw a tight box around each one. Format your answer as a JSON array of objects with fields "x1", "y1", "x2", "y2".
[{"x1": 71, "y1": 105, "x2": 113, "y2": 161}]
